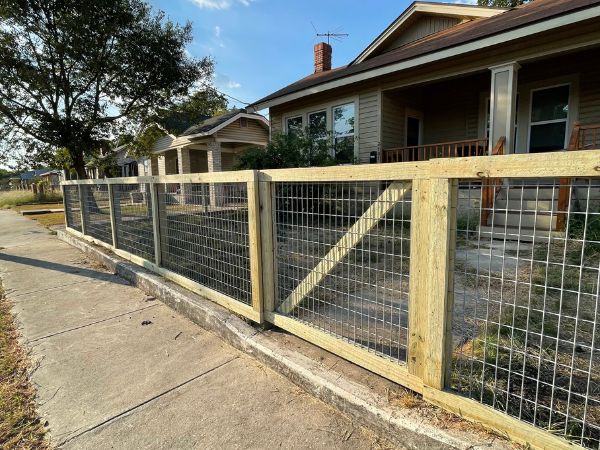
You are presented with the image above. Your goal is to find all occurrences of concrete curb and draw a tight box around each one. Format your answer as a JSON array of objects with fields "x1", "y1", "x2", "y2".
[{"x1": 57, "y1": 230, "x2": 508, "y2": 450}]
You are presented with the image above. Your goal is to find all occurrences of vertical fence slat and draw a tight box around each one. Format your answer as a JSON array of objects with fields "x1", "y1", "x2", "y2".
[
  {"x1": 78, "y1": 184, "x2": 88, "y2": 235},
  {"x1": 408, "y1": 178, "x2": 455, "y2": 390},
  {"x1": 259, "y1": 179, "x2": 276, "y2": 317},
  {"x1": 108, "y1": 184, "x2": 118, "y2": 248},
  {"x1": 247, "y1": 173, "x2": 264, "y2": 321},
  {"x1": 150, "y1": 182, "x2": 162, "y2": 266},
  {"x1": 61, "y1": 184, "x2": 69, "y2": 228}
]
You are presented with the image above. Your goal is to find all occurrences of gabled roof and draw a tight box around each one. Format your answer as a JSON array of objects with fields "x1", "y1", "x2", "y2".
[
  {"x1": 250, "y1": 0, "x2": 600, "y2": 111},
  {"x1": 352, "y1": 1, "x2": 506, "y2": 65},
  {"x1": 17, "y1": 168, "x2": 51, "y2": 180},
  {"x1": 181, "y1": 109, "x2": 269, "y2": 137}
]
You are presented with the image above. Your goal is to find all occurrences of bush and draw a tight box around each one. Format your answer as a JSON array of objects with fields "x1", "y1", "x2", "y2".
[{"x1": 237, "y1": 129, "x2": 355, "y2": 170}]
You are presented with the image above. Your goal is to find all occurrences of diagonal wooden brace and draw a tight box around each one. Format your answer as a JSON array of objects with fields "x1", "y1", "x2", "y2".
[{"x1": 277, "y1": 181, "x2": 411, "y2": 315}]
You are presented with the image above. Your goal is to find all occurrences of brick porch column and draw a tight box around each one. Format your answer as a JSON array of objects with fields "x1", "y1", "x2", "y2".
[
  {"x1": 207, "y1": 139, "x2": 223, "y2": 208},
  {"x1": 489, "y1": 62, "x2": 520, "y2": 155}
]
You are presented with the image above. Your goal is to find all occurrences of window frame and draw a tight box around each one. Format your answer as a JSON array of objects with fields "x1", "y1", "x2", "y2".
[
  {"x1": 527, "y1": 82, "x2": 571, "y2": 153},
  {"x1": 281, "y1": 96, "x2": 359, "y2": 162}
]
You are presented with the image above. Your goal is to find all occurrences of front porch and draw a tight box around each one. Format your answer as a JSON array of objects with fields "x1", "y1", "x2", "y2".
[
  {"x1": 380, "y1": 49, "x2": 600, "y2": 163},
  {"x1": 379, "y1": 49, "x2": 600, "y2": 236}
]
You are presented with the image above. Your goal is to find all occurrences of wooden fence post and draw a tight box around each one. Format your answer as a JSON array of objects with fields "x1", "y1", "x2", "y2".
[
  {"x1": 259, "y1": 178, "x2": 276, "y2": 319},
  {"x1": 107, "y1": 184, "x2": 118, "y2": 249},
  {"x1": 78, "y1": 184, "x2": 88, "y2": 235},
  {"x1": 61, "y1": 184, "x2": 69, "y2": 228},
  {"x1": 247, "y1": 172, "x2": 264, "y2": 322},
  {"x1": 150, "y1": 182, "x2": 162, "y2": 266},
  {"x1": 408, "y1": 177, "x2": 457, "y2": 390}
]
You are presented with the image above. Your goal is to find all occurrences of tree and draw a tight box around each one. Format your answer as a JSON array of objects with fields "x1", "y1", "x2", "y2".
[
  {"x1": 127, "y1": 87, "x2": 228, "y2": 159},
  {"x1": 0, "y1": 0, "x2": 212, "y2": 178},
  {"x1": 477, "y1": 0, "x2": 531, "y2": 6}
]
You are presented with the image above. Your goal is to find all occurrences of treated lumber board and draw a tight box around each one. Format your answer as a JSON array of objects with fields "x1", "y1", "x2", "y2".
[
  {"x1": 258, "y1": 181, "x2": 276, "y2": 314},
  {"x1": 266, "y1": 312, "x2": 424, "y2": 394},
  {"x1": 277, "y1": 181, "x2": 411, "y2": 315},
  {"x1": 247, "y1": 175, "x2": 264, "y2": 320},
  {"x1": 423, "y1": 387, "x2": 584, "y2": 450},
  {"x1": 257, "y1": 150, "x2": 600, "y2": 182}
]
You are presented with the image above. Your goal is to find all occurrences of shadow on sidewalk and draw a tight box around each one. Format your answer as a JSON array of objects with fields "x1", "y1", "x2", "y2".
[{"x1": 0, "y1": 253, "x2": 129, "y2": 286}]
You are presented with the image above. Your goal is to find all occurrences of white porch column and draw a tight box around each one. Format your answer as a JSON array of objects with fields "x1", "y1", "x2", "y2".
[
  {"x1": 207, "y1": 139, "x2": 223, "y2": 208},
  {"x1": 489, "y1": 62, "x2": 520, "y2": 154},
  {"x1": 177, "y1": 147, "x2": 192, "y2": 203},
  {"x1": 157, "y1": 155, "x2": 167, "y2": 176}
]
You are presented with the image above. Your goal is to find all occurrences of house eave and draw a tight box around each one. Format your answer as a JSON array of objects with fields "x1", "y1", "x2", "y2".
[
  {"x1": 248, "y1": 5, "x2": 600, "y2": 113},
  {"x1": 351, "y1": 2, "x2": 507, "y2": 66}
]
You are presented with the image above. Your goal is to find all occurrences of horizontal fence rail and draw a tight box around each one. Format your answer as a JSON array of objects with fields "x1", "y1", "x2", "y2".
[{"x1": 63, "y1": 151, "x2": 600, "y2": 450}]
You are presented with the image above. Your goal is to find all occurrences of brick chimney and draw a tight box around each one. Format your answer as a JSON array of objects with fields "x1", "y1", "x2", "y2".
[{"x1": 314, "y1": 42, "x2": 332, "y2": 73}]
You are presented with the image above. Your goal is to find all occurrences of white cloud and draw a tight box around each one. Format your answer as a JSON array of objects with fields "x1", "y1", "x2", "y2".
[
  {"x1": 192, "y1": 0, "x2": 231, "y2": 9},
  {"x1": 226, "y1": 80, "x2": 241, "y2": 89},
  {"x1": 191, "y1": 0, "x2": 254, "y2": 9},
  {"x1": 214, "y1": 25, "x2": 221, "y2": 38},
  {"x1": 453, "y1": 0, "x2": 477, "y2": 4}
]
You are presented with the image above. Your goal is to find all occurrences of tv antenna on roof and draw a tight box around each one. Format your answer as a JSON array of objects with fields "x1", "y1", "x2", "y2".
[{"x1": 311, "y1": 22, "x2": 349, "y2": 45}]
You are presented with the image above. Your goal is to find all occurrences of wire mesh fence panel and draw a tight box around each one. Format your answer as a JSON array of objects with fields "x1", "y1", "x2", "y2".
[
  {"x1": 81, "y1": 184, "x2": 112, "y2": 244},
  {"x1": 452, "y1": 178, "x2": 600, "y2": 449},
  {"x1": 113, "y1": 183, "x2": 155, "y2": 262},
  {"x1": 157, "y1": 182, "x2": 252, "y2": 305},
  {"x1": 273, "y1": 181, "x2": 412, "y2": 363},
  {"x1": 64, "y1": 185, "x2": 82, "y2": 232}
]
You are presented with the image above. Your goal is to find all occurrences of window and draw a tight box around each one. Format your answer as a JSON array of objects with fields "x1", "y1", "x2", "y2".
[
  {"x1": 286, "y1": 115, "x2": 303, "y2": 135},
  {"x1": 333, "y1": 103, "x2": 355, "y2": 163},
  {"x1": 240, "y1": 117, "x2": 248, "y2": 128},
  {"x1": 529, "y1": 85, "x2": 569, "y2": 153},
  {"x1": 308, "y1": 110, "x2": 327, "y2": 139}
]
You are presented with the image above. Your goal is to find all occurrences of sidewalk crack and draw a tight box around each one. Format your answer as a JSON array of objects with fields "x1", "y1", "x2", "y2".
[{"x1": 58, "y1": 356, "x2": 239, "y2": 447}]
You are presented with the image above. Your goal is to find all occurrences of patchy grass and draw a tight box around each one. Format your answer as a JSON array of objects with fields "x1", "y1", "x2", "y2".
[
  {"x1": 28, "y1": 212, "x2": 65, "y2": 228},
  {"x1": 0, "y1": 283, "x2": 49, "y2": 449},
  {"x1": 0, "y1": 190, "x2": 62, "y2": 209},
  {"x1": 13, "y1": 203, "x2": 63, "y2": 212}
]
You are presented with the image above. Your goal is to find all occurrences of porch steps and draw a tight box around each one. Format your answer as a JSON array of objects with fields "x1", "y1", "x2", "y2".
[{"x1": 479, "y1": 184, "x2": 565, "y2": 242}]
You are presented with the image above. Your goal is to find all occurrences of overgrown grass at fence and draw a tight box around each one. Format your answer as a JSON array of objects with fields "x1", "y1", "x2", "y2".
[{"x1": 0, "y1": 189, "x2": 62, "y2": 208}]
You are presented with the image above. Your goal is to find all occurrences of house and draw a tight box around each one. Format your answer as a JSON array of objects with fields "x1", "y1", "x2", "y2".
[
  {"x1": 248, "y1": 0, "x2": 600, "y2": 236},
  {"x1": 8, "y1": 168, "x2": 54, "y2": 189},
  {"x1": 86, "y1": 145, "x2": 139, "y2": 179},
  {"x1": 139, "y1": 109, "x2": 270, "y2": 176},
  {"x1": 38, "y1": 170, "x2": 63, "y2": 187}
]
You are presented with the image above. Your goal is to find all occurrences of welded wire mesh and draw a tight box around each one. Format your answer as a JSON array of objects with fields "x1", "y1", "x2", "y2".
[
  {"x1": 452, "y1": 178, "x2": 600, "y2": 449},
  {"x1": 157, "y1": 182, "x2": 251, "y2": 304},
  {"x1": 113, "y1": 183, "x2": 155, "y2": 262},
  {"x1": 63, "y1": 185, "x2": 82, "y2": 232},
  {"x1": 273, "y1": 181, "x2": 411, "y2": 363},
  {"x1": 81, "y1": 184, "x2": 112, "y2": 243}
]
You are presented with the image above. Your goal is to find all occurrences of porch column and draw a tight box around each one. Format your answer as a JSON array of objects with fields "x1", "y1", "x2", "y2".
[
  {"x1": 489, "y1": 62, "x2": 520, "y2": 154},
  {"x1": 207, "y1": 138, "x2": 223, "y2": 208},
  {"x1": 177, "y1": 147, "x2": 192, "y2": 203},
  {"x1": 157, "y1": 155, "x2": 167, "y2": 176},
  {"x1": 150, "y1": 157, "x2": 159, "y2": 176}
]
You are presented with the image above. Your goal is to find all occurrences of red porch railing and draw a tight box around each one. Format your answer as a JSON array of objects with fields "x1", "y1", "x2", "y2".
[
  {"x1": 382, "y1": 138, "x2": 489, "y2": 163},
  {"x1": 557, "y1": 122, "x2": 600, "y2": 231}
]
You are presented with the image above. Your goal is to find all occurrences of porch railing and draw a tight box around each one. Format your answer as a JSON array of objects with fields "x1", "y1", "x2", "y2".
[
  {"x1": 382, "y1": 138, "x2": 488, "y2": 163},
  {"x1": 557, "y1": 122, "x2": 600, "y2": 231}
]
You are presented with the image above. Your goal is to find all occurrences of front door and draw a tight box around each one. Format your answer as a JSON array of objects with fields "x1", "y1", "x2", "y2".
[
  {"x1": 528, "y1": 84, "x2": 570, "y2": 153},
  {"x1": 406, "y1": 115, "x2": 421, "y2": 147}
]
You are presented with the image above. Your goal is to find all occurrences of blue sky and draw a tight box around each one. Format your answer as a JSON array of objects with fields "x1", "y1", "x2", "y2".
[{"x1": 149, "y1": 0, "x2": 474, "y2": 111}]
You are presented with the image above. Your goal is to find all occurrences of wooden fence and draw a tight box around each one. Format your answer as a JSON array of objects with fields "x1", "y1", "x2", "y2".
[{"x1": 62, "y1": 150, "x2": 600, "y2": 450}]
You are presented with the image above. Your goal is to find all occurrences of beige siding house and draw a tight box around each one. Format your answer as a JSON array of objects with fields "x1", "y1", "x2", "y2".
[
  {"x1": 250, "y1": 0, "x2": 600, "y2": 165},
  {"x1": 139, "y1": 110, "x2": 269, "y2": 176}
]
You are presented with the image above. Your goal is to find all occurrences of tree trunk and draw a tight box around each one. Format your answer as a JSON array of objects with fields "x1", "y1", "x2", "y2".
[{"x1": 71, "y1": 149, "x2": 88, "y2": 180}]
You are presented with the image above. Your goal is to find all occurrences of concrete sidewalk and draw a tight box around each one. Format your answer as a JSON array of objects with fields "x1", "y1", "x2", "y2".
[{"x1": 0, "y1": 210, "x2": 395, "y2": 449}]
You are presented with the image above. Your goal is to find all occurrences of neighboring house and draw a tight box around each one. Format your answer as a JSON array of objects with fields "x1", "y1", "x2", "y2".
[
  {"x1": 38, "y1": 170, "x2": 64, "y2": 187},
  {"x1": 139, "y1": 109, "x2": 270, "y2": 176},
  {"x1": 8, "y1": 168, "x2": 54, "y2": 189},
  {"x1": 251, "y1": 0, "x2": 600, "y2": 161},
  {"x1": 248, "y1": 0, "x2": 600, "y2": 237}
]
